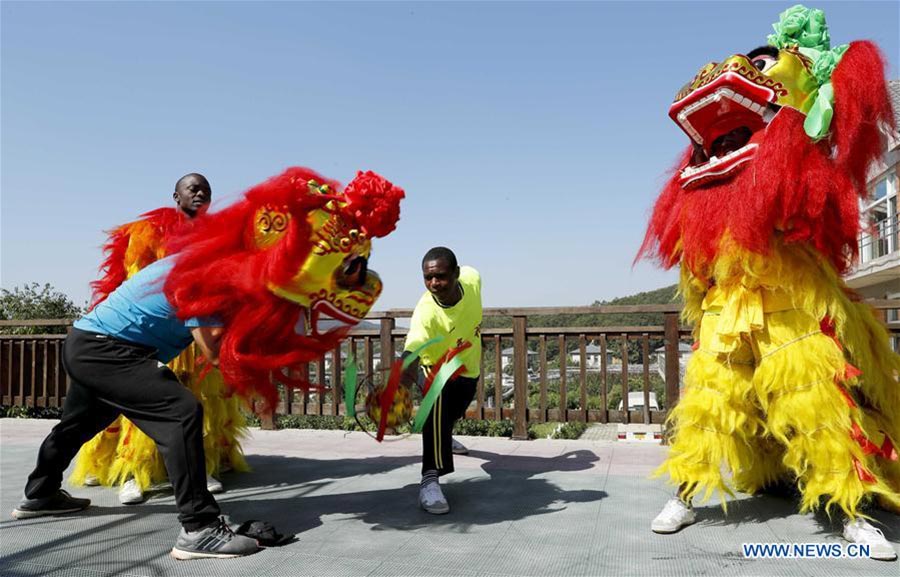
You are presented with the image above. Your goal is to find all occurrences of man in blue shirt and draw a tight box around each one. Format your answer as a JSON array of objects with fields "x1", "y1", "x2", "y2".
[{"x1": 12, "y1": 256, "x2": 258, "y2": 560}]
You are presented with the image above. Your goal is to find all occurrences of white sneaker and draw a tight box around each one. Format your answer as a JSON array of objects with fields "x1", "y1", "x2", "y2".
[
  {"x1": 118, "y1": 478, "x2": 145, "y2": 505},
  {"x1": 651, "y1": 497, "x2": 696, "y2": 533},
  {"x1": 842, "y1": 517, "x2": 898, "y2": 561},
  {"x1": 419, "y1": 481, "x2": 450, "y2": 515},
  {"x1": 83, "y1": 474, "x2": 101, "y2": 487},
  {"x1": 206, "y1": 476, "x2": 224, "y2": 494},
  {"x1": 451, "y1": 438, "x2": 468, "y2": 455}
]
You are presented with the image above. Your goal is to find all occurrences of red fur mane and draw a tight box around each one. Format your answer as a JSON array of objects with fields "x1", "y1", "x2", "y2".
[
  {"x1": 163, "y1": 167, "x2": 351, "y2": 408},
  {"x1": 89, "y1": 207, "x2": 185, "y2": 309},
  {"x1": 638, "y1": 41, "x2": 894, "y2": 277}
]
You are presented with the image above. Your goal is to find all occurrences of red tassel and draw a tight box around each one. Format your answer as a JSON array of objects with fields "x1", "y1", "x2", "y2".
[
  {"x1": 850, "y1": 422, "x2": 881, "y2": 456},
  {"x1": 843, "y1": 363, "x2": 862, "y2": 380},
  {"x1": 835, "y1": 383, "x2": 857, "y2": 408},
  {"x1": 819, "y1": 316, "x2": 836, "y2": 338},
  {"x1": 853, "y1": 459, "x2": 877, "y2": 484},
  {"x1": 881, "y1": 435, "x2": 898, "y2": 461}
]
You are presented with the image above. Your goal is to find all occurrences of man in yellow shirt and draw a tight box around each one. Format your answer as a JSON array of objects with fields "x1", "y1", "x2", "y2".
[{"x1": 402, "y1": 247, "x2": 482, "y2": 514}]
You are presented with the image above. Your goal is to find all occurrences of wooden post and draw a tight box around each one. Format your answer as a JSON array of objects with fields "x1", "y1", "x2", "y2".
[
  {"x1": 579, "y1": 335, "x2": 587, "y2": 423},
  {"x1": 365, "y1": 337, "x2": 374, "y2": 377},
  {"x1": 512, "y1": 315, "x2": 528, "y2": 440},
  {"x1": 379, "y1": 317, "x2": 395, "y2": 386},
  {"x1": 558, "y1": 335, "x2": 567, "y2": 422},
  {"x1": 494, "y1": 335, "x2": 502, "y2": 420},
  {"x1": 331, "y1": 344, "x2": 342, "y2": 416},
  {"x1": 29, "y1": 340, "x2": 36, "y2": 407},
  {"x1": 41, "y1": 339, "x2": 48, "y2": 408},
  {"x1": 620, "y1": 334, "x2": 628, "y2": 424},
  {"x1": 664, "y1": 312, "x2": 681, "y2": 414},
  {"x1": 17, "y1": 340, "x2": 24, "y2": 407},
  {"x1": 477, "y1": 336, "x2": 485, "y2": 419},
  {"x1": 53, "y1": 339, "x2": 61, "y2": 408},
  {"x1": 642, "y1": 333, "x2": 651, "y2": 425},
  {"x1": 599, "y1": 334, "x2": 608, "y2": 423},
  {"x1": 284, "y1": 375, "x2": 294, "y2": 416},
  {"x1": 538, "y1": 335, "x2": 548, "y2": 423},
  {"x1": 260, "y1": 372, "x2": 276, "y2": 430}
]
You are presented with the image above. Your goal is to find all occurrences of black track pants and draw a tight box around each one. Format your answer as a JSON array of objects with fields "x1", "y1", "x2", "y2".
[{"x1": 24, "y1": 328, "x2": 220, "y2": 530}]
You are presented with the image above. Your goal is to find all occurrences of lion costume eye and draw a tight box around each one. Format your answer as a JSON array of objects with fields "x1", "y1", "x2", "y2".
[{"x1": 752, "y1": 54, "x2": 777, "y2": 72}]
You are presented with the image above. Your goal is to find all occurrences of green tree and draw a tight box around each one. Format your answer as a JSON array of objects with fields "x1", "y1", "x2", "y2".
[{"x1": 0, "y1": 283, "x2": 81, "y2": 334}]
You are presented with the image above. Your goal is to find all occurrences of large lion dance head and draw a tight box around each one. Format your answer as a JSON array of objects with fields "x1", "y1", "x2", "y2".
[
  {"x1": 164, "y1": 167, "x2": 404, "y2": 408},
  {"x1": 639, "y1": 4, "x2": 895, "y2": 278}
]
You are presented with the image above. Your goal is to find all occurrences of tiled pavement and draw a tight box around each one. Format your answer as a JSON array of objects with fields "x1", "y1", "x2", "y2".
[{"x1": 1, "y1": 418, "x2": 897, "y2": 576}]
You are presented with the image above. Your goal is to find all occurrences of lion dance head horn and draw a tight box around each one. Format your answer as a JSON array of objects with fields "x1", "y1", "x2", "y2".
[
  {"x1": 164, "y1": 167, "x2": 405, "y2": 409},
  {"x1": 638, "y1": 4, "x2": 894, "y2": 274}
]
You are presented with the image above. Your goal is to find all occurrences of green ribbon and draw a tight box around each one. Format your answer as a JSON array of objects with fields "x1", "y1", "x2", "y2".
[
  {"x1": 766, "y1": 4, "x2": 848, "y2": 140},
  {"x1": 803, "y1": 81, "x2": 834, "y2": 142},
  {"x1": 404, "y1": 337, "x2": 443, "y2": 370},
  {"x1": 341, "y1": 336, "x2": 444, "y2": 420},
  {"x1": 413, "y1": 355, "x2": 465, "y2": 433},
  {"x1": 344, "y1": 354, "x2": 358, "y2": 418}
]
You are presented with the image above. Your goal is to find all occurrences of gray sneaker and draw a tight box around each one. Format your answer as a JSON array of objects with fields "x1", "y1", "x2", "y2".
[
  {"x1": 170, "y1": 517, "x2": 259, "y2": 560},
  {"x1": 11, "y1": 490, "x2": 90, "y2": 519},
  {"x1": 419, "y1": 480, "x2": 450, "y2": 515}
]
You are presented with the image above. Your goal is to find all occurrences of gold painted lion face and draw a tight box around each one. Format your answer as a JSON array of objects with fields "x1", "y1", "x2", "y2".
[
  {"x1": 669, "y1": 45, "x2": 818, "y2": 189},
  {"x1": 253, "y1": 180, "x2": 383, "y2": 335}
]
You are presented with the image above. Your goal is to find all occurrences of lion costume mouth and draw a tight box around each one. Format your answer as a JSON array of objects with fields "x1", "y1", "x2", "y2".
[{"x1": 670, "y1": 61, "x2": 781, "y2": 189}]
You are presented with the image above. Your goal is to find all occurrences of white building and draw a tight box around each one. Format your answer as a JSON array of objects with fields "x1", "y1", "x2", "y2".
[
  {"x1": 568, "y1": 342, "x2": 616, "y2": 368},
  {"x1": 654, "y1": 342, "x2": 693, "y2": 380},
  {"x1": 844, "y1": 79, "x2": 900, "y2": 350},
  {"x1": 500, "y1": 347, "x2": 538, "y2": 370}
]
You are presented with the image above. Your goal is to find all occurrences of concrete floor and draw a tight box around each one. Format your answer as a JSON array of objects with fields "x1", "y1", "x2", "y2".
[{"x1": 1, "y1": 418, "x2": 897, "y2": 576}]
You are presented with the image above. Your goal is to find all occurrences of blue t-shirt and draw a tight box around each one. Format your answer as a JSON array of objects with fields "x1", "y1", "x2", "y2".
[{"x1": 74, "y1": 257, "x2": 218, "y2": 362}]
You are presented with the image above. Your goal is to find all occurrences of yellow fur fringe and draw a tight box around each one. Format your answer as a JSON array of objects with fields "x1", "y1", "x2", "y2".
[{"x1": 660, "y1": 239, "x2": 900, "y2": 518}]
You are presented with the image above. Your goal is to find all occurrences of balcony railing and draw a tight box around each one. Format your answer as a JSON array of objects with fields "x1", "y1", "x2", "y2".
[
  {"x1": 859, "y1": 211, "x2": 899, "y2": 262},
  {"x1": 3, "y1": 301, "x2": 899, "y2": 440}
]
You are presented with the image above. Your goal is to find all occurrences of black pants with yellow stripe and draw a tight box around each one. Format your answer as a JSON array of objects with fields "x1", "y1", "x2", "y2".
[{"x1": 421, "y1": 376, "x2": 478, "y2": 476}]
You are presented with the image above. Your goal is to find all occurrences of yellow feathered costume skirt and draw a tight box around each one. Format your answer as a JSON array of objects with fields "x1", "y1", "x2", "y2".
[{"x1": 658, "y1": 242, "x2": 900, "y2": 518}]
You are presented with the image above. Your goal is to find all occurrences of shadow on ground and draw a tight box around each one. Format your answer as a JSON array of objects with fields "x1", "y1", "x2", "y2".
[
  {"x1": 692, "y1": 488, "x2": 899, "y2": 541},
  {"x1": 0, "y1": 447, "x2": 608, "y2": 574}
]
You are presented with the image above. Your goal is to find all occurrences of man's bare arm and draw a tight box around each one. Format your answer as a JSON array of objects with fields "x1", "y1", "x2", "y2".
[
  {"x1": 400, "y1": 350, "x2": 419, "y2": 388},
  {"x1": 190, "y1": 326, "x2": 223, "y2": 366}
]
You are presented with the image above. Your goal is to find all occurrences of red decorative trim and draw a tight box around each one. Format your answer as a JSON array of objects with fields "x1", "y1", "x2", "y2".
[
  {"x1": 881, "y1": 435, "x2": 898, "y2": 461},
  {"x1": 835, "y1": 383, "x2": 857, "y2": 408},
  {"x1": 850, "y1": 422, "x2": 881, "y2": 456},
  {"x1": 854, "y1": 458, "x2": 876, "y2": 484}
]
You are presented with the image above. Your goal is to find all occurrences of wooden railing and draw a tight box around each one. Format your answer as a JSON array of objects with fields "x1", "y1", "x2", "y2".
[
  {"x1": 3, "y1": 301, "x2": 899, "y2": 440},
  {"x1": 283, "y1": 306, "x2": 693, "y2": 439}
]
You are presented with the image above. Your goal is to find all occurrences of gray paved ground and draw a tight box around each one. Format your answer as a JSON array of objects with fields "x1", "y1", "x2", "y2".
[
  {"x1": 578, "y1": 424, "x2": 618, "y2": 442},
  {"x1": 1, "y1": 418, "x2": 897, "y2": 577}
]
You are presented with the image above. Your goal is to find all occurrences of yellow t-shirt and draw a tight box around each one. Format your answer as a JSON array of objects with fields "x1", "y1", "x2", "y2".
[{"x1": 404, "y1": 266, "x2": 482, "y2": 378}]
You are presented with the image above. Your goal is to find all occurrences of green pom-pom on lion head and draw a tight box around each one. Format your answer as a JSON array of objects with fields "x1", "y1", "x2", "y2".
[{"x1": 767, "y1": 4, "x2": 832, "y2": 53}]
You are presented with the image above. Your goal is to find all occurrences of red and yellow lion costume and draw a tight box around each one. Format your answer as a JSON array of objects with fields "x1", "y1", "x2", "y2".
[
  {"x1": 71, "y1": 207, "x2": 252, "y2": 492},
  {"x1": 164, "y1": 166, "x2": 404, "y2": 409},
  {"x1": 72, "y1": 167, "x2": 404, "y2": 494},
  {"x1": 640, "y1": 5, "x2": 900, "y2": 517}
]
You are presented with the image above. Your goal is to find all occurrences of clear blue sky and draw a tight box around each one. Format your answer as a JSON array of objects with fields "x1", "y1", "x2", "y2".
[{"x1": 2, "y1": 1, "x2": 898, "y2": 310}]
